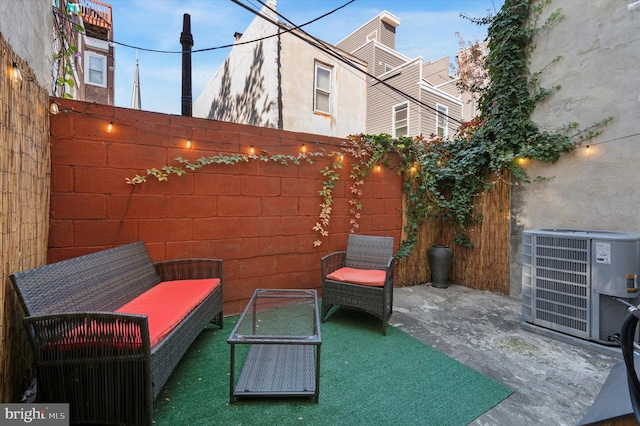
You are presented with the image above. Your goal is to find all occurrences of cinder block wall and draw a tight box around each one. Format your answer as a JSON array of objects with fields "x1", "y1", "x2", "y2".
[{"x1": 49, "y1": 99, "x2": 403, "y2": 314}]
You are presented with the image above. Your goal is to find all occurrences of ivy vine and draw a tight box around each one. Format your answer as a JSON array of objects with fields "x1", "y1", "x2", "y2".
[
  {"x1": 126, "y1": 151, "x2": 324, "y2": 184},
  {"x1": 52, "y1": 1, "x2": 84, "y2": 98},
  {"x1": 126, "y1": 0, "x2": 612, "y2": 259},
  {"x1": 126, "y1": 150, "x2": 340, "y2": 248},
  {"x1": 319, "y1": 0, "x2": 612, "y2": 257},
  {"x1": 312, "y1": 158, "x2": 342, "y2": 246}
]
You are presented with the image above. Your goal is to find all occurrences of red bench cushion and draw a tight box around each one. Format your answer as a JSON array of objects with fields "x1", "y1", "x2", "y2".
[
  {"x1": 326, "y1": 267, "x2": 386, "y2": 287},
  {"x1": 116, "y1": 278, "x2": 220, "y2": 347}
]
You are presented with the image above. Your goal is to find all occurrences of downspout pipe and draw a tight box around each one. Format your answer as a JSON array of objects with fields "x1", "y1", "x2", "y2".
[{"x1": 180, "y1": 13, "x2": 193, "y2": 117}]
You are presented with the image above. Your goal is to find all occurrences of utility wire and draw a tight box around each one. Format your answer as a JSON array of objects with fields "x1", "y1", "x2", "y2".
[
  {"x1": 256, "y1": 0, "x2": 464, "y2": 125},
  {"x1": 242, "y1": 0, "x2": 463, "y2": 125},
  {"x1": 76, "y1": 0, "x2": 462, "y2": 125},
  {"x1": 82, "y1": 0, "x2": 354, "y2": 54}
]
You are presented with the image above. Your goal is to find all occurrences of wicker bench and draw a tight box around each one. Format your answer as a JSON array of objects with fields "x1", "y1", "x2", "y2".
[{"x1": 10, "y1": 241, "x2": 223, "y2": 426}]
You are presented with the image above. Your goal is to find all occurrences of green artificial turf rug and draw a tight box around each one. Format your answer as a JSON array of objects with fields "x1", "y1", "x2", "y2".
[{"x1": 153, "y1": 308, "x2": 512, "y2": 425}]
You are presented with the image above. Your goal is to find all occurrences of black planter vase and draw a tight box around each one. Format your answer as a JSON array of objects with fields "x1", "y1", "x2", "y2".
[{"x1": 428, "y1": 244, "x2": 453, "y2": 288}]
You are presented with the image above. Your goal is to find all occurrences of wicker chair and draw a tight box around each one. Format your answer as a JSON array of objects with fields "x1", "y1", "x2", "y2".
[{"x1": 321, "y1": 235, "x2": 395, "y2": 335}]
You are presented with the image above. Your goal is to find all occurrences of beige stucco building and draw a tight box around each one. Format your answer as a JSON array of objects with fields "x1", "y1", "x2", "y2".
[
  {"x1": 510, "y1": 0, "x2": 640, "y2": 296},
  {"x1": 0, "y1": 0, "x2": 54, "y2": 88}
]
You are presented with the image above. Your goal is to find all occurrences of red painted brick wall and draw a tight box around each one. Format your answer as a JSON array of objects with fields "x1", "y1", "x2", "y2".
[{"x1": 49, "y1": 99, "x2": 403, "y2": 314}]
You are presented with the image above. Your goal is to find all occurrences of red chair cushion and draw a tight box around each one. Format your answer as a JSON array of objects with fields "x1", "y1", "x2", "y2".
[
  {"x1": 116, "y1": 278, "x2": 220, "y2": 347},
  {"x1": 326, "y1": 267, "x2": 386, "y2": 287}
]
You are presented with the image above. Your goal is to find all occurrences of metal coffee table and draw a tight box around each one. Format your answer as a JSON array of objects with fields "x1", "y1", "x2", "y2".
[{"x1": 227, "y1": 288, "x2": 322, "y2": 403}]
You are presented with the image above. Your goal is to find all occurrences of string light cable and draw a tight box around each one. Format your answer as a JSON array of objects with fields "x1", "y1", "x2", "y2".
[
  {"x1": 583, "y1": 131, "x2": 640, "y2": 148},
  {"x1": 53, "y1": 107, "x2": 341, "y2": 153}
]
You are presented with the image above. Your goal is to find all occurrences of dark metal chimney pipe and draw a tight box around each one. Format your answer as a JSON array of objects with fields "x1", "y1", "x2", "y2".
[{"x1": 180, "y1": 13, "x2": 193, "y2": 117}]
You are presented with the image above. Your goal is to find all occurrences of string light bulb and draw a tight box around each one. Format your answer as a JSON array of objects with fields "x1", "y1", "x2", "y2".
[
  {"x1": 49, "y1": 100, "x2": 60, "y2": 115},
  {"x1": 376, "y1": 164, "x2": 381, "y2": 172},
  {"x1": 186, "y1": 139, "x2": 192, "y2": 149},
  {"x1": 250, "y1": 145, "x2": 255, "y2": 154},
  {"x1": 10, "y1": 62, "x2": 22, "y2": 83},
  {"x1": 301, "y1": 143, "x2": 307, "y2": 153},
  {"x1": 586, "y1": 145, "x2": 590, "y2": 154},
  {"x1": 107, "y1": 121, "x2": 113, "y2": 133}
]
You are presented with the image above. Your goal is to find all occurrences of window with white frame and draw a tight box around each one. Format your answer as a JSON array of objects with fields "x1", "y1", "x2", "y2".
[
  {"x1": 314, "y1": 63, "x2": 332, "y2": 114},
  {"x1": 366, "y1": 30, "x2": 377, "y2": 42},
  {"x1": 436, "y1": 104, "x2": 448, "y2": 138},
  {"x1": 85, "y1": 51, "x2": 106, "y2": 87},
  {"x1": 393, "y1": 102, "x2": 408, "y2": 137}
]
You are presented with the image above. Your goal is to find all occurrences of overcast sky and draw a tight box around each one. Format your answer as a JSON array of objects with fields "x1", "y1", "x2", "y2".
[{"x1": 108, "y1": 0, "x2": 504, "y2": 115}]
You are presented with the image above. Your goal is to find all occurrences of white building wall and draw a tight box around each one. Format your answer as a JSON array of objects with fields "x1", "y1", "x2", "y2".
[
  {"x1": 193, "y1": 1, "x2": 279, "y2": 127},
  {"x1": 0, "y1": 0, "x2": 54, "y2": 89},
  {"x1": 280, "y1": 33, "x2": 367, "y2": 137},
  {"x1": 510, "y1": 0, "x2": 640, "y2": 295},
  {"x1": 194, "y1": 0, "x2": 366, "y2": 137}
]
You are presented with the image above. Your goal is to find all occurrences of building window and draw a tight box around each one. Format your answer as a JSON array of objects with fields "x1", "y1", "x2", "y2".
[
  {"x1": 436, "y1": 104, "x2": 448, "y2": 138},
  {"x1": 393, "y1": 102, "x2": 408, "y2": 137},
  {"x1": 367, "y1": 30, "x2": 377, "y2": 42},
  {"x1": 314, "y1": 63, "x2": 332, "y2": 114},
  {"x1": 85, "y1": 52, "x2": 106, "y2": 87}
]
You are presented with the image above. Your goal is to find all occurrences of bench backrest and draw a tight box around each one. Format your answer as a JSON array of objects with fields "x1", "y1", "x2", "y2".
[{"x1": 10, "y1": 241, "x2": 160, "y2": 316}]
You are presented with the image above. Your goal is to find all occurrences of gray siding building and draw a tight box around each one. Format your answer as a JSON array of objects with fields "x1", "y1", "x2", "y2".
[{"x1": 337, "y1": 11, "x2": 467, "y2": 138}]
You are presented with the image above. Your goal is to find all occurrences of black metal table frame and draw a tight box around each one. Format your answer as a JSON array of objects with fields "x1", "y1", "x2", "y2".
[{"x1": 227, "y1": 289, "x2": 322, "y2": 404}]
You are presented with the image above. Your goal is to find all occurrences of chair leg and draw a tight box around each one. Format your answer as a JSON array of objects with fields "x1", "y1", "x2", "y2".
[
  {"x1": 321, "y1": 303, "x2": 332, "y2": 322},
  {"x1": 381, "y1": 308, "x2": 388, "y2": 336}
]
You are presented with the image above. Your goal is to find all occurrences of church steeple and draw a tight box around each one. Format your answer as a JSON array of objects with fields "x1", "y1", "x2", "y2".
[{"x1": 131, "y1": 52, "x2": 141, "y2": 109}]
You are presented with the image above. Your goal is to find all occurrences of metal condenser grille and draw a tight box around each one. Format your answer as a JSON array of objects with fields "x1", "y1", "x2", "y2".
[{"x1": 525, "y1": 234, "x2": 590, "y2": 338}]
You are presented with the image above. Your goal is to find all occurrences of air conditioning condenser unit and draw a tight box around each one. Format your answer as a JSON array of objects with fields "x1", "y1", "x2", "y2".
[{"x1": 522, "y1": 229, "x2": 640, "y2": 346}]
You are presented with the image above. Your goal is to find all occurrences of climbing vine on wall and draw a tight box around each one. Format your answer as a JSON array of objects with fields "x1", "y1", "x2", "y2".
[
  {"x1": 52, "y1": 0, "x2": 83, "y2": 98},
  {"x1": 320, "y1": 0, "x2": 612, "y2": 257},
  {"x1": 126, "y1": 0, "x2": 612, "y2": 258}
]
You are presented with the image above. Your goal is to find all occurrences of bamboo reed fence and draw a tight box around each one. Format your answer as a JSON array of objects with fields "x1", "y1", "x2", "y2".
[
  {"x1": 397, "y1": 171, "x2": 511, "y2": 294},
  {"x1": 0, "y1": 35, "x2": 51, "y2": 402}
]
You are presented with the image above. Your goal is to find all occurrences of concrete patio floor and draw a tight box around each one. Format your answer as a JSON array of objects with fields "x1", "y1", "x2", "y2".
[{"x1": 389, "y1": 284, "x2": 624, "y2": 426}]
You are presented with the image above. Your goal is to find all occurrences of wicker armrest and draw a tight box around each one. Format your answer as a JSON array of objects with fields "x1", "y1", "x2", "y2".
[
  {"x1": 321, "y1": 251, "x2": 346, "y2": 276},
  {"x1": 385, "y1": 255, "x2": 395, "y2": 279},
  {"x1": 24, "y1": 311, "x2": 151, "y2": 357},
  {"x1": 154, "y1": 258, "x2": 223, "y2": 281},
  {"x1": 24, "y1": 312, "x2": 153, "y2": 424}
]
